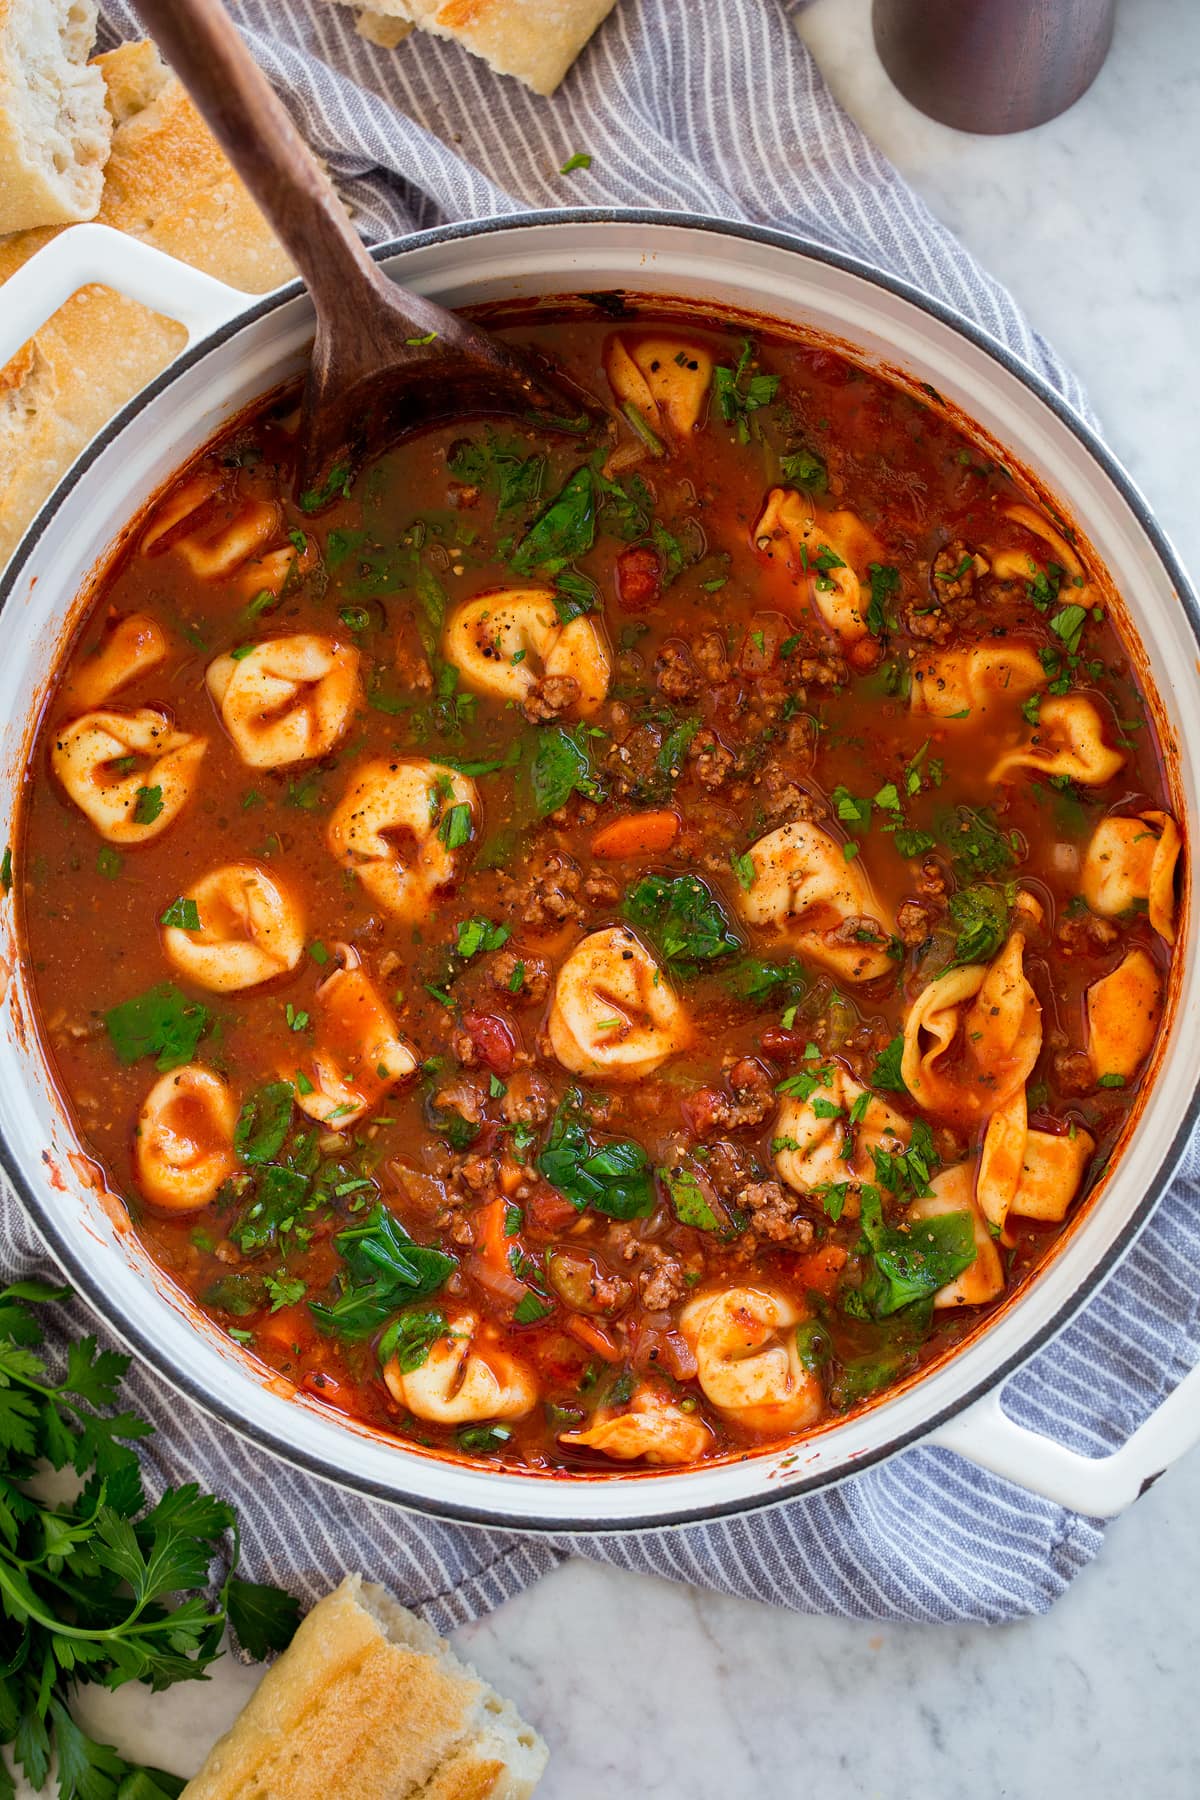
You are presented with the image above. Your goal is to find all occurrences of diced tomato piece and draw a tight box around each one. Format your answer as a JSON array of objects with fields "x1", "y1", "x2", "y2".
[
  {"x1": 525, "y1": 1184, "x2": 581, "y2": 1234},
  {"x1": 462, "y1": 1010, "x2": 517, "y2": 1077},
  {"x1": 616, "y1": 545, "x2": 661, "y2": 611}
]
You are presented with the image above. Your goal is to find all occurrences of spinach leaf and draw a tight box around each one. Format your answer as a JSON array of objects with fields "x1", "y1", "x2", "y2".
[
  {"x1": 234, "y1": 1082, "x2": 295, "y2": 1166},
  {"x1": 310, "y1": 1205, "x2": 456, "y2": 1340},
  {"x1": 511, "y1": 465, "x2": 596, "y2": 576},
  {"x1": 529, "y1": 724, "x2": 603, "y2": 815},
  {"x1": 449, "y1": 430, "x2": 546, "y2": 517},
  {"x1": 847, "y1": 1186, "x2": 975, "y2": 1319},
  {"x1": 537, "y1": 1090, "x2": 655, "y2": 1220},
  {"x1": 623, "y1": 872, "x2": 741, "y2": 973},
  {"x1": 376, "y1": 1307, "x2": 447, "y2": 1372},
  {"x1": 660, "y1": 1165, "x2": 739, "y2": 1236},
  {"x1": 597, "y1": 469, "x2": 653, "y2": 541},
  {"x1": 104, "y1": 983, "x2": 212, "y2": 1072},
  {"x1": 948, "y1": 883, "x2": 1010, "y2": 966},
  {"x1": 553, "y1": 567, "x2": 600, "y2": 622}
]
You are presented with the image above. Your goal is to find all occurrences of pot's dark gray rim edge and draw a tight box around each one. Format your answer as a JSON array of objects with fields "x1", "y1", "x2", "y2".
[{"x1": 2, "y1": 206, "x2": 1198, "y2": 1537}]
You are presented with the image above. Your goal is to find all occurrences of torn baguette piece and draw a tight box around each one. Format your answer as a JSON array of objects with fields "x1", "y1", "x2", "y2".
[
  {"x1": 0, "y1": 0, "x2": 111, "y2": 231},
  {"x1": 344, "y1": 0, "x2": 617, "y2": 95},
  {"x1": 180, "y1": 1574, "x2": 548, "y2": 1800},
  {"x1": 0, "y1": 39, "x2": 291, "y2": 573}
]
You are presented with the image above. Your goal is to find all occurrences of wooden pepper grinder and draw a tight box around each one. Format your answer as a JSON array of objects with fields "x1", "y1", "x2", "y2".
[{"x1": 872, "y1": 0, "x2": 1117, "y2": 134}]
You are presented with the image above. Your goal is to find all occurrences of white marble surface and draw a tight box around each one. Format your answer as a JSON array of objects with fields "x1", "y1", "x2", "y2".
[{"x1": 30, "y1": 1, "x2": 1200, "y2": 1793}]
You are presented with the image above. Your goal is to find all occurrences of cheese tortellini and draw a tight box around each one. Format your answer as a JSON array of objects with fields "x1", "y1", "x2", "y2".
[
  {"x1": 382, "y1": 1312, "x2": 537, "y2": 1424},
  {"x1": 548, "y1": 926, "x2": 688, "y2": 1079},
  {"x1": 753, "y1": 489, "x2": 882, "y2": 651},
  {"x1": 207, "y1": 635, "x2": 360, "y2": 768},
  {"x1": 134, "y1": 1065, "x2": 237, "y2": 1213},
  {"x1": 141, "y1": 470, "x2": 301, "y2": 598},
  {"x1": 292, "y1": 950, "x2": 419, "y2": 1129},
  {"x1": 326, "y1": 758, "x2": 479, "y2": 922},
  {"x1": 605, "y1": 334, "x2": 714, "y2": 438},
  {"x1": 988, "y1": 503, "x2": 1088, "y2": 592},
  {"x1": 735, "y1": 819, "x2": 894, "y2": 982},
  {"x1": 1081, "y1": 810, "x2": 1180, "y2": 944},
  {"x1": 442, "y1": 589, "x2": 609, "y2": 716},
  {"x1": 902, "y1": 909, "x2": 1042, "y2": 1123},
  {"x1": 561, "y1": 1386, "x2": 713, "y2": 1466},
  {"x1": 1086, "y1": 947, "x2": 1163, "y2": 1083},
  {"x1": 63, "y1": 613, "x2": 169, "y2": 711},
  {"x1": 909, "y1": 1167, "x2": 1004, "y2": 1309},
  {"x1": 161, "y1": 862, "x2": 305, "y2": 993},
  {"x1": 911, "y1": 642, "x2": 1044, "y2": 720},
  {"x1": 977, "y1": 1090, "x2": 1095, "y2": 1232},
  {"x1": 679, "y1": 1286, "x2": 824, "y2": 1434},
  {"x1": 989, "y1": 695, "x2": 1123, "y2": 787},
  {"x1": 52, "y1": 708, "x2": 207, "y2": 845},
  {"x1": 774, "y1": 1066, "x2": 908, "y2": 1197}
]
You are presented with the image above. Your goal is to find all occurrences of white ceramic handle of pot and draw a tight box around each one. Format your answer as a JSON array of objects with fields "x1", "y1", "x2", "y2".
[
  {"x1": 930, "y1": 1359, "x2": 1200, "y2": 1516},
  {"x1": 0, "y1": 222, "x2": 248, "y2": 367}
]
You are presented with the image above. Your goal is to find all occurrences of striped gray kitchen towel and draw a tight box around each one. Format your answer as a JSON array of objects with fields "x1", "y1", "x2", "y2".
[{"x1": 6, "y1": 0, "x2": 1181, "y2": 1626}]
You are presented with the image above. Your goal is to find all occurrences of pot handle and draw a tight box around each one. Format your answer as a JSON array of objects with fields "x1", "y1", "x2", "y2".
[
  {"x1": 929, "y1": 1359, "x2": 1200, "y2": 1516},
  {"x1": 0, "y1": 222, "x2": 248, "y2": 368}
]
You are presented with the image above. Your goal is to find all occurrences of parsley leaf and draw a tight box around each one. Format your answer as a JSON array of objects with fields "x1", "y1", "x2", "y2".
[
  {"x1": 623, "y1": 872, "x2": 741, "y2": 974},
  {"x1": 159, "y1": 896, "x2": 200, "y2": 931},
  {"x1": 948, "y1": 883, "x2": 1010, "y2": 966},
  {"x1": 234, "y1": 1082, "x2": 295, "y2": 1166},
  {"x1": 712, "y1": 338, "x2": 780, "y2": 443}
]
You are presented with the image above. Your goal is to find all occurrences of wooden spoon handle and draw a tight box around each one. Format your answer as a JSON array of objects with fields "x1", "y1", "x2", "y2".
[{"x1": 129, "y1": 0, "x2": 388, "y2": 314}]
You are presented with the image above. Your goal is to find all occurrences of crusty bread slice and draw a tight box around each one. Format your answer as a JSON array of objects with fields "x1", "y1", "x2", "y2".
[
  {"x1": 0, "y1": 39, "x2": 292, "y2": 573},
  {"x1": 180, "y1": 1574, "x2": 548, "y2": 1800},
  {"x1": 0, "y1": 0, "x2": 111, "y2": 232},
  {"x1": 340, "y1": 0, "x2": 617, "y2": 95}
]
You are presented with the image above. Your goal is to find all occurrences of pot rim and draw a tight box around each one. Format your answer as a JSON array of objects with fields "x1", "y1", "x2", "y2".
[{"x1": 3, "y1": 206, "x2": 1197, "y2": 1534}]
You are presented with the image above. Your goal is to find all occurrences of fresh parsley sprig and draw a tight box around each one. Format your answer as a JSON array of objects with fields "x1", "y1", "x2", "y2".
[{"x1": 0, "y1": 1281, "x2": 299, "y2": 1797}]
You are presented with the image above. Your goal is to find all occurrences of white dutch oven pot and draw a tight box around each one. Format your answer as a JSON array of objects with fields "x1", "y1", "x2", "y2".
[{"x1": 2, "y1": 212, "x2": 1199, "y2": 1532}]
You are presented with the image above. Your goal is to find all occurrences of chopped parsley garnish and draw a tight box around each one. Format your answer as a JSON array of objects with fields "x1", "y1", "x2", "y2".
[
  {"x1": 712, "y1": 338, "x2": 780, "y2": 443},
  {"x1": 455, "y1": 916, "x2": 511, "y2": 959},
  {"x1": 623, "y1": 872, "x2": 741, "y2": 974},
  {"x1": 132, "y1": 785, "x2": 164, "y2": 826},
  {"x1": 866, "y1": 563, "x2": 900, "y2": 637},
  {"x1": 947, "y1": 883, "x2": 1010, "y2": 966},
  {"x1": 160, "y1": 896, "x2": 201, "y2": 931},
  {"x1": 559, "y1": 151, "x2": 593, "y2": 174}
]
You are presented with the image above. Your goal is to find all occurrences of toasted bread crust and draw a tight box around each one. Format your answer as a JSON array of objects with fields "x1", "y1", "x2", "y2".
[
  {"x1": 344, "y1": 0, "x2": 616, "y2": 94},
  {"x1": 0, "y1": 40, "x2": 291, "y2": 571},
  {"x1": 180, "y1": 1575, "x2": 548, "y2": 1800}
]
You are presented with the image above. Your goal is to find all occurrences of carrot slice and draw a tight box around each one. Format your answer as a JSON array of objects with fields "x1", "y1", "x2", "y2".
[
  {"x1": 592, "y1": 810, "x2": 680, "y2": 859},
  {"x1": 474, "y1": 1196, "x2": 513, "y2": 1271},
  {"x1": 565, "y1": 1315, "x2": 623, "y2": 1361}
]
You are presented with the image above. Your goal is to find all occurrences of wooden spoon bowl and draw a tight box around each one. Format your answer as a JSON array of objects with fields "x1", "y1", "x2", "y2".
[{"x1": 130, "y1": 0, "x2": 588, "y2": 495}]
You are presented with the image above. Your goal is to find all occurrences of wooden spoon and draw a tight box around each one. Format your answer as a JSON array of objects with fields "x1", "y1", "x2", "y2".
[{"x1": 129, "y1": 0, "x2": 586, "y2": 497}]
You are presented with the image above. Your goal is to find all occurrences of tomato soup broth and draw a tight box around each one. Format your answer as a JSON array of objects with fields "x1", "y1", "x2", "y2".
[{"x1": 16, "y1": 309, "x2": 1180, "y2": 1473}]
